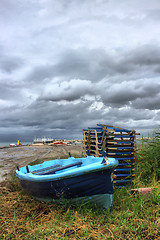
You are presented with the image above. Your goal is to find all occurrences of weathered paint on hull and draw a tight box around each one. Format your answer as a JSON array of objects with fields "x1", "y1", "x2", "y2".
[
  {"x1": 35, "y1": 193, "x2": 114, "y2": 210},
  {"x1": 20, "y1": 169, "x2": 113, "y2": 209}
]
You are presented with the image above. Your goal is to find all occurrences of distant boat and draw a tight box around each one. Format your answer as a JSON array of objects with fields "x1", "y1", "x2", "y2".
[
  {"x1": 15, "y1": 155, "x2": 118, "y2": 209},
  {"x1": 9, "y1": 140, "x2": 22, "y2": 147},
  {"x1": 52, "y1": 141, "x2": 67, "y2": 145},
  {"x1": 16, "y1": 140, "x2": 22, "y2": 146},
  {"x1": 9, "y1": 143, "x2": 16, "y2": 147}
]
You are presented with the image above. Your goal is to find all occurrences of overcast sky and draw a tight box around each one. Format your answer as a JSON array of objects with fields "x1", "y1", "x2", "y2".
[{"x1": 0, "y1": 0, "x2": 160, "y2": 141}]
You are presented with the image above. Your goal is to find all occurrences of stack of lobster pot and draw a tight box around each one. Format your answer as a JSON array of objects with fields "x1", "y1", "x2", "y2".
[{"x1": 83, "y1": 124, "x2": 138, "y2": 188}]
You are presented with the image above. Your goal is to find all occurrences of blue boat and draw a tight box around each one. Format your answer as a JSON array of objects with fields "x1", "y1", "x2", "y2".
[{"x1": 15, "y1": 155, "x2": 118, "y2": 209}]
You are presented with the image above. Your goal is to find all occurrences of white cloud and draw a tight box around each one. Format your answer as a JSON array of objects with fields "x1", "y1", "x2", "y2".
[{"x1": 41, "y1": 79, "x2": 94, "y2": 101}]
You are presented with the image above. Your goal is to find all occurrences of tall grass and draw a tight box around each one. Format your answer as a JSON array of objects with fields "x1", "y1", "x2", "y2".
[{"x1": 136, "y1": 130, "x2": 160, "y2": 185}]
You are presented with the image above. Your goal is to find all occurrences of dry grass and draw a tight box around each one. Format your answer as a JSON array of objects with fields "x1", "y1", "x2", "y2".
[{"x1": 0, "y1": 177, "x2": 160, "y2": 240}]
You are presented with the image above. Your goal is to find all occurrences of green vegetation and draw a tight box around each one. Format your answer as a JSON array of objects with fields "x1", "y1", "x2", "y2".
[
  {"x1": 136, "y1": 130, "x2": 160, "y2": 185},
  {"x1": 0, "y1": 135, "x2": 160, "y2": 239}
]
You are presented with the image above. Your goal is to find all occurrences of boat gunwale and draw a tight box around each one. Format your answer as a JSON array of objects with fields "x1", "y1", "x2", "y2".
[{"x1": 15, "y1": 156, "x2": 118, "y2": 182}]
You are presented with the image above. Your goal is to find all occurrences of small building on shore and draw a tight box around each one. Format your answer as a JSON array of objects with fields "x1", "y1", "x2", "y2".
[{"x1": 33, "y1": 137, "x2": 53, "y2": 144}]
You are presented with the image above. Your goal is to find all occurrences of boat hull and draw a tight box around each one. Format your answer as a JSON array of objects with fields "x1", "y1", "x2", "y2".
[
  {"x1": 16, "y1": 156, "x2": 118, "y2": 209},
  {"x1": 19, "y1": 169, "x2": 113, "y2": 208}
]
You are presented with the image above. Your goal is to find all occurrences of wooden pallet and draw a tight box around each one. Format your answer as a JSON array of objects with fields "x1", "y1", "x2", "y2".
[{"x1": 83, "y1": 124, "x2": 139, "y2": 187}]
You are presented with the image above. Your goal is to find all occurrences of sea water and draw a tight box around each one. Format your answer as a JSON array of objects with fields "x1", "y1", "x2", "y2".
[{"x1": 0, "y1": 142, "x2": 33, "y2": 146}]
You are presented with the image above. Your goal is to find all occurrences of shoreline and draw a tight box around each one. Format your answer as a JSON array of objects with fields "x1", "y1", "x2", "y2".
[
  {"x1": 0, "y1": 139, "x2": 83, "y2": 147},
  {"x1": 0, "y1": 144, "x2": 84, "y2": 183}
]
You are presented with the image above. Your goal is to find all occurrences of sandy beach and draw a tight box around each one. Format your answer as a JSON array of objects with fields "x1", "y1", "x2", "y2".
[{"x1": 0, "y1": 144, "x2": 84, "y2": 182}]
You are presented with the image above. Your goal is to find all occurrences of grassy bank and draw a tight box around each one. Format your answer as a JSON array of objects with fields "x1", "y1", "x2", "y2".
[
  {"x1": 0, "y1": 180, "x2": 159, "y2": 239},
  {"x1": 0, "y1": 133, "x2": 160, "y2": 239}
]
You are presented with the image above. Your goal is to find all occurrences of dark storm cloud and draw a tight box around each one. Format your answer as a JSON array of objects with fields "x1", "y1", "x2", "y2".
[
  {"x1": 147, "y1": 8, "x2": 160, "y2": 21},
  {"x1": 0, "y1": 97, "x2": 155, "y2": 131},
  {"x1": 106, "y1": 107, "x2": 154, "y2": 122},
  {"x1": 123, "y1": 45, "x2": 160, "y2": 67},
  {"x1": 0, "y1": 94, "x2": 159, "y2": 141},
  {"x1": 39, "y1": 76, "x2": 160, "y2": 111},
  {"x1": 0, "y1": 0, "x2": 16, "y2": 16},
  {"x1": 102, "y1": 44, "x2": 160, "y2": 75},
  {"x1": 1, "y1": 99, "x2": 94, "y2": 129},
  {"x1": 0, "y1": 53, "x2": 24, "y2": 73},
  {"x1": 53, "y1": 48, "x2": 112, "y2": 81},
  {"x1": 52, "y1": 47, "x2": 135, "y2": 80},
  {"x1": 26, "y1": 65, "x2": 55, "y2": 83},
  {"x1": 26, "y1": 44, "x2": 160, "y2": 85},
  {"x1": 0, "y1": 0, "x2": 40, "y2": 20},
  {"x1": 0, "y1": 100, "x2": 92, "y2": 129},
  {"x1": 0, "y1": 82, "x2": 19, "y2": 100},
  {"x1": 101, "y1": 79, "x2": 160, "y2": 108},
  {"x1": 0, "y1": 99, "x2": 94, "y2": 140},
  {"x1": 132, "y1": 95, "x2": 160, "y2": 110},
  {"x1": 26, "y1": 48, "x2": 113, "y2": 83}
]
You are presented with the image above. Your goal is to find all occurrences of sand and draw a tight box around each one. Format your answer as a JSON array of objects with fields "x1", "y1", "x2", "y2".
[{"x1": 0, "y1": 144, "x2": 84, "y2": 182}]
